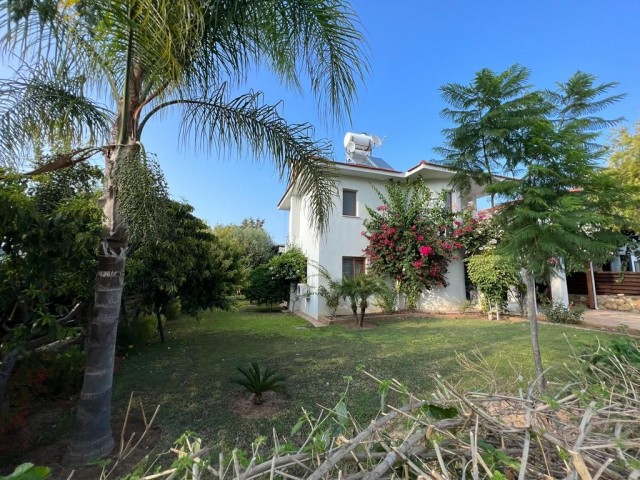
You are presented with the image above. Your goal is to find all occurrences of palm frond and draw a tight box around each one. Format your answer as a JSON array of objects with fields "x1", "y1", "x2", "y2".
[
  {"x1": 233, "y1": 362, "x2": 287, "y2": 395},
  {"x1": 141, "y1": 86, "x2": 337, "y2": 233},
  {"x1": 0, "y1": 62, "x2": 111, "y2": 167}
]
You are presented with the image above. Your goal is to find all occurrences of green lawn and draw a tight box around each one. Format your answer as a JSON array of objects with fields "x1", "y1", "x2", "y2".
[{"x1": 112, "y1": 306, "x2": 619, "y2": 452}]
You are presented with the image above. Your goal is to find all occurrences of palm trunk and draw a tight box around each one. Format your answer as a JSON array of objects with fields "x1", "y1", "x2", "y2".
[
  {"x1": 524, "y1": 269, "x2": 546, "y2": 392},
  {"x1": 67, "y1": 145, "x2": 130, "y2": 464},
  {"x1": 359, "y1": 307, "x2": 365, "y2": 327}
]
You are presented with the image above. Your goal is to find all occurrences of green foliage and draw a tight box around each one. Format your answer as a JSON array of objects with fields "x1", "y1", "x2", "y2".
[
  {"x1": 540, "y1": 302, "x2": 584, "y2": 324},
  {"x1": 117, "y1": 315, "x2": 158, "y2": 348},
  {"x1": 363, "y1": 180, "x2": 465, "y2": 304},
  {"x1": 0, "y1": 463, "x2": 50, "y2": 479},
  {"x1": 268, "y1": 247, "x2": 307, "y2": 284},
  {"x1": 607, "y1": 121, "x2": 640, "y2": 232},
  {"x1": 0, "y1": 166, "x2": 101, "y2": 349},
  {"x1": 466, "y1": 254, "x2": 521, "y2": 318},
  {"x1": 588, "y1": 337, "x2": 640, "y2": 367},
  {"x1": 244, "y1": 265, "x2": 285, "y2": 310},
  {"x1": 436, "y1": 64, "x2": 546, "y2": 206},
  {"x1": 165, "y1": 298, "x2": 182, "y2": 321},
  {"x1": 10, "y1": 346, "x2": 86, "y2": 404},
  {"x1": 233, "y1": 362, "x2": 287, "y2": 405},
  {"x1": 317, "y1": 282, "x2": 342, "y2": 319},
  {"x1": 214, "y1": 223, "x2": 275, "y2": 285},
  {"x1": 373, "y1": 283, "x2": 396, "y2": 314},
  {"x1": 245, "y1": 247, "x2": 307, "y2": 309},
  {"x1": 340, "y1": 273, "x2": 388, "y2": 326},
  {"x1": 484, "y1": 71, "x2": 629, "y2": 279},
  {"x1": 125, "y1": 200, "x2": 244, "y2": 320}
]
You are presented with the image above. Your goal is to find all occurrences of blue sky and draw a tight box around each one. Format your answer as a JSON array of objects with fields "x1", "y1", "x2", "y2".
[{"x1": 143, "y1": 0, "x2": 640, "y2": 243}]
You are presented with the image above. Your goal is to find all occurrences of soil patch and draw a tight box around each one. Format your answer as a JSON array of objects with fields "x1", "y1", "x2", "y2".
[
  {"x1": 2, "y1": 402, "x2": 162, "y2": 480},
  {"x1": 228, "y1": 391, "x2": 290, "y2": 419}
]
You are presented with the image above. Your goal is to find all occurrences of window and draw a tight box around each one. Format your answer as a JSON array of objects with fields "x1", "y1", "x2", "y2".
[
  {"x1": 342, "y1": 257, "x2": 365, "y2": 278},
  {"x1": 342, "y1": 189, "x2": 357, "y2": 216},
  {"x1": 444, "y1": 191, "x2": 453, "y2": 212}
]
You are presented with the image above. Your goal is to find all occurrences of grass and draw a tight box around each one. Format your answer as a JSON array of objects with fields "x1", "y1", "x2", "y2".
[{"x1": 112, "y1": 305, "x2": 620, "y2": 453}]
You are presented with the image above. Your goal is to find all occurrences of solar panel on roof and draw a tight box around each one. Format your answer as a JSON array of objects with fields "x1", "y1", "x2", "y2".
[{"x1": 369, "y1": 156, "x2": 395, "y2": 171}]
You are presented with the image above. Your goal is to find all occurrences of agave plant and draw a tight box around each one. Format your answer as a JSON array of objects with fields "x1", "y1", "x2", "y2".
[{"x1": 234, "y1": 362, "x2": 287, "y2": 405}]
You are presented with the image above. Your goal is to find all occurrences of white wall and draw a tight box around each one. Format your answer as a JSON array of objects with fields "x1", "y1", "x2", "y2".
[{"x1": 288, "y1": 169, "x2": 469, "y2": 319}]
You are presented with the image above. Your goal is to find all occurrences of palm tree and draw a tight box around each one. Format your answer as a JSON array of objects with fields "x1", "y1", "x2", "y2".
[
  {"x1": 0, "y1": 0, "x2": 367, "y2": 463},
  {"x1": 352, "y1": 273, "x2": 386, "y2": 327}
]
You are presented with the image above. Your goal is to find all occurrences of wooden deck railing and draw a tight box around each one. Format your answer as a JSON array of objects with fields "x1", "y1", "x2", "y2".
[{"x1": 593, "y1": 272, "x2": 640, "y2": 295}]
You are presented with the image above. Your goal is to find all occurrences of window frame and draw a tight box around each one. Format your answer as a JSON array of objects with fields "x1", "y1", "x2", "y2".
[
  {"x1": 342, "y1": 256, "x2": 366, "y2": 279},
  {"x1": 342, "y1": 189, "x2": 358, "y2": 217}
]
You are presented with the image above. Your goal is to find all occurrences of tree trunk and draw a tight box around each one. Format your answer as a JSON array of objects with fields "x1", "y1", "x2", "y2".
[
  {"x1": 524, "y1": 269, "x2": 546, "y2": 392},
  {"x1": 67, "y1": 145, "x2": 130, "y2": 464},
  {"x1": 0, "y1": 348, "x2": 19, "y2": 413},
  {"x1": 67, "y1": 246, "x2": 125, "y2": 464},
  {"x1": 359, "y1": 307, "x2": 365, "y2": 327},
  {"x1": 156, "y1": 309, "x2": 165, "y2": 343}
]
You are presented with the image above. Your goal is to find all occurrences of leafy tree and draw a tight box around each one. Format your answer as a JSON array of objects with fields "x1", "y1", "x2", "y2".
[
  {"x1": 363, "y1": 180, "x2": 466, "y2": 310},
  {"x1": 245, "y1": 247, "x2": 307, "y2": 310},
  {"x1": 0, "y1": 0, "x2": 367, "y2": 461},
  {"x1": 486, "y1": 71, "x2": 629, "y2": 390},
  {"x1": 435, "y1": 64, "x2": 545, "y2": 207},
  {"x1": 607, "y1": 122, "x2": 640, "y2": 232},
  {"x1": 214, "y1": 222, "x2": 274, "y2": 272},
  {"x1": 125, "y1": 200, "x2": 244, "y2": 341},
  {"x1": 241, "y1": 218, "x2": 266, "y2": 230},
  {"x1": 0, "y1": 166, "x2": 101, "y2": 404}
]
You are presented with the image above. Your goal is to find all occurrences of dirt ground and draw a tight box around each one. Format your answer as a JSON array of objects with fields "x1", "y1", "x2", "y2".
[{"x1": 2, "y1": 400, "x2": 162, "y2": 480}]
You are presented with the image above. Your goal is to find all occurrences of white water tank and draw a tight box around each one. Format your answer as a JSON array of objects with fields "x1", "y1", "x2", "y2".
[{"x1": 343, "y1": 132, "x2": 375, "y2": 155}]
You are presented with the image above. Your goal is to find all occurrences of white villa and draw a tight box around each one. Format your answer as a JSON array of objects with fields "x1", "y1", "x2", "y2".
[
  {"x1": 277, "y1": 132, "x2": 492, "y2": 320},
  {"x1": 278, "y1": 132, "x2": 640, "y2": 320}
]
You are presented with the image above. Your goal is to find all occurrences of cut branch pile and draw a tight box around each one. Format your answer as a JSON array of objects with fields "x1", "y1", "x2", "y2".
[{"x1": 89, "y1": 343, "x2": 640, "y2": 479}]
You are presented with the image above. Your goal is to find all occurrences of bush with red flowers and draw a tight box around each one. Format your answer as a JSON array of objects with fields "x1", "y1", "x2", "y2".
[{"x1": 363, "y1": 180, "x2": 467, "y2": 309}]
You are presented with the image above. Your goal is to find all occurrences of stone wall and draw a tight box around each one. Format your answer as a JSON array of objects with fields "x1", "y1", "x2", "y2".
[{"x1": 569, "y1": 294, "x2": 640, "y2": 313}]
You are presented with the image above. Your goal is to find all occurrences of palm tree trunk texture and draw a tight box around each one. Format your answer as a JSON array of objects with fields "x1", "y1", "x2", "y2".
[
  {"x1": 67, "y1": 248, "x2": 125, "y2": 463},
  {"x1": 524, "y1": 269, "x2": 546, "y2": 392},
  {"x1": 68, "y1": 146, "x2": 130, "y2": 464}
]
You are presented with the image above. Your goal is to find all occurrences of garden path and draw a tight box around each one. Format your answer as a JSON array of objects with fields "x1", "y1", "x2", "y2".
[{"x1": 581, "y1": 309, "x2": 640, "y2": 335}]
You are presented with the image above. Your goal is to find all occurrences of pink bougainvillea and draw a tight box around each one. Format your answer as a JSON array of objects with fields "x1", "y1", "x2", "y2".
[{"x1": 362, "y1": 181, "x2": 478, "y2": 307}]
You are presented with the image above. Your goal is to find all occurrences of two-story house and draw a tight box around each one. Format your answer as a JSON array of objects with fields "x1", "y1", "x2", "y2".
[{"x1": 277, "y1": 132, "x2": 490, "y2": 320}]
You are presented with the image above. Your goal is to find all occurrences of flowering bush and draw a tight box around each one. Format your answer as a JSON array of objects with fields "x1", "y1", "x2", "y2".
[{"x1": 363, "y1": 180, "x2": 466, "y2": 308}]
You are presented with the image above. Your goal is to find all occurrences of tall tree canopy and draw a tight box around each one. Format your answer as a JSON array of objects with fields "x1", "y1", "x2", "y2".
[
  {"x1": 435, "y1": 64, "x2": 544, "y2": 207},
  {"x1": 485, "y1": 71, "x2": 629, "y2": 389},
  {"x1": 607, "y1": 121, "x2": 640, "y2": 232},
  {"x1": 0, "y1": 0, "x2": 368, "y2": 463}
]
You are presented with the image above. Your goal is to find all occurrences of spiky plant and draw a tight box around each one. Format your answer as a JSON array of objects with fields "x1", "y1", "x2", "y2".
[{"x1": 234, "y1": 362, "x2": 287, "y2": 405}]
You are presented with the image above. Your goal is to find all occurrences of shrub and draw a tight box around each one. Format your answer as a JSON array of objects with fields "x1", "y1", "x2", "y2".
[
  {"x1": 541, "y1": 301, "x2": 584, "y2": 324},
  {"x1": 9, "y1": 346, "x2": 86, "y2": 403},
  {"x1": 588, "y1": 337, "x2": 640, "y2": 367},
  {"x1": 374, "y1": 283, "x2": 396, "y2": 314},
  {"x1": 245, "y1": 247, "x2": 308, "y2": 310},
  {"x1": 245, "y1": 265, "x2": 286, "y2": 310},
  {"x1": 165, "y1": 298, "x2": 182, "y2": 321},
  {"x1": 467, "y1": 254, "x2": 522, "y2": 320},
  {"x1": 457, "y1": 299, "x2": 475, "y2": 315},
  {"x1": 233, "y1": 362, "x2": 287, "y2": 405},
  {"x1": 318, "y1": 282, "x2": 341, "y2": 319},
  {"x1": 118, "y1": 314, "x2": 158, "y2": 347}
]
